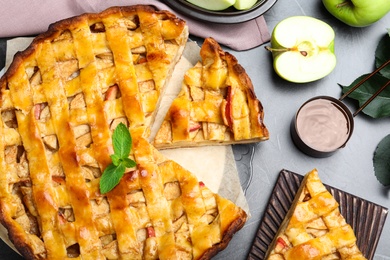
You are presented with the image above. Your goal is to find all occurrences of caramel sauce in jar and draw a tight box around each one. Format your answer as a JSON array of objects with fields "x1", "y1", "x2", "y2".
[{"x1": 291, "y1": 96, "x2": 354, "y2": 157}]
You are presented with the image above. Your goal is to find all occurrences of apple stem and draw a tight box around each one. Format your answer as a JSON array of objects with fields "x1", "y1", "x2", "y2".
[
  {"x1": 265, "y1": 46, "x2": 290, "y2": 52},
  {"x1": 336, "y1": 0, "x2": 352, "y2": 8},
  {"x1": 266, "y1": 46, "x2": 309, "y2": 57}
]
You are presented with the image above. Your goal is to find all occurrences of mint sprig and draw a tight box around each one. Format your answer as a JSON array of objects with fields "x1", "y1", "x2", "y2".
[{"x1": 100, "y1": 123, "x2": 136, "y2": 194}]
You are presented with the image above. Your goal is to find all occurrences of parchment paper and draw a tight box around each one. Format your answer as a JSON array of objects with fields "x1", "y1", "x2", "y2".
[{"x1": 0, "y1": 37, "x2": 250, "y2": 253}]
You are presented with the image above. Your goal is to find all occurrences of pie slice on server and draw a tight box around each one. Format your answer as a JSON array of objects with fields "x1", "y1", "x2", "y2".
[
  {"x1": 265, "y1": 169, "x2": 366, "y2": 260},
  {"x1": 154, "y1": 37, "x2": 269, "y2": 149}
]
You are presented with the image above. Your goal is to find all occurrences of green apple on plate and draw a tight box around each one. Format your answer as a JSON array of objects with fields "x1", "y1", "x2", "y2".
[
  {"x1": 186, "y1": 0, "x2": 235, "y2": 11},
  {"x1": 186, "y1": 0, "x2": 257, "y2": 11},
  {"x1": 266, "y1": 16, "x2": 337, "y2": 83},
  {"x1": 322, "y1": 0, "x2": 390, "y2": 27},
  {"x1": 234, "y1": 0, "x2": 258, "y2": 10}
]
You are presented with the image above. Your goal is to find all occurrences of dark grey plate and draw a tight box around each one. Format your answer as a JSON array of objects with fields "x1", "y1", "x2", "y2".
[
  {"x1": 161, "y1": 0, "x2": 278, "y2": 24},
  {"x1": 247, "y1": 169, "x2": 388, "y2": 260}
]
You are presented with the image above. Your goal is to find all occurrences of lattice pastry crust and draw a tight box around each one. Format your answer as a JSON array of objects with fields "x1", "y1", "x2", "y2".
[
  {"x1": 0, "y1": 5, "x2": 250, "y2": 259},
  {"x1": 265, "y1": 169, "x2": 366, "y2": 260},
  {"x1": 154, "y1": 38, "x2": 269, "y2": 149}
]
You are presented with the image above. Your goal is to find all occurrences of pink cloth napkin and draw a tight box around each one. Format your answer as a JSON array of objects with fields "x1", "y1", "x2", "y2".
[{"x1": 0, "y1": 0, "x2": 270, "y2": 51}]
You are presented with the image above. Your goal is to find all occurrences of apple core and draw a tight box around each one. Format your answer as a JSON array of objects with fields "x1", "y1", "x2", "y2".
[{"x1": 297, "y1": 41, "x2": 318, "y2": 58}]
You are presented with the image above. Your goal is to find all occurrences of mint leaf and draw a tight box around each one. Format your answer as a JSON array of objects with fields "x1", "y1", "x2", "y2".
[
  {"x1": 122, "y1": 157, "x2": 136, "y2": 168},
  {"x1": 373, "y1": 134, "x2": 390, "y2": 186},
  {"x1": 110, "y1": 154, "x2": 121, "y2": 166},
  {"x1": 113, "y1": 123, "x2": 131, "y2": 158},
  {"x1": 99, "y1": 163, "x2": 126, "y2": 193},
  {"x1": 99, "y1": 123, "x2": 136, "y2": 194}
]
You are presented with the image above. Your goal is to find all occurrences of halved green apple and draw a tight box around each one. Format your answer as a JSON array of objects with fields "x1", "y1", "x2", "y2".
[
  {"x1": 266, "y1": 16, "x2": 337, "y2": 83},
  {"x1": 186, "y1": 0, "x2": 235, "y2": 11}
]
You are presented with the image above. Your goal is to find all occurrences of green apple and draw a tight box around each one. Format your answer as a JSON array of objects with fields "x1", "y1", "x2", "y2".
[
  {"x1": 234, "y1": 0, "x2": 257, "y2": 10},
  {"x1": 322, "y1": 0, "x2": 390, "y2": 27},
  {"x1": 186, "y1": 0, "x2": 235, "y2": 11},
  {"x1": 266, "y1": 16, "x2": 337, "y2": 83}
]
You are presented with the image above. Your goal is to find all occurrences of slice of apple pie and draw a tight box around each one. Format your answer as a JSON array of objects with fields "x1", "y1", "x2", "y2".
[
  {"x1": 130, "y1": 129, "x2": 247, "y2": 260},
  {"x1": 0, "y1": 5, "x2": 248, "y2": 259},
  {"x1": 265, "y1": 169, "x2": 366, "y2": 260},
  {"x1": 154, "y1": 37, "x2": 269, "y2": 149}
]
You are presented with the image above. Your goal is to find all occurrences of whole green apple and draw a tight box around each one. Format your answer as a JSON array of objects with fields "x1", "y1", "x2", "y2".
[
  {"x1": 322, "y1": 0, "x2": 390, "y2": 27},
  {"x1": 266, "y1": 16, "x2": 337, "y2": 83}
]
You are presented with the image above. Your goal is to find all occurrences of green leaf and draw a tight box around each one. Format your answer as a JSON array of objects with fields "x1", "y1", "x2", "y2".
[
  {"x1": 112, "y1": 123, "x2": 131, "y2": 158},
  {"x1": 122, "y1": 157, "x2": 136, "y2": 168},
  {"x1": 375, "y1": 32, "x2": 390, "y2": 78},
  {"x1": 110, "y1": 154, "x2": 121, "y2": 166},
  {"x1": 99, "y1": 123, "x2": 136, "y2": 194},
  {"x1": 373, "y1": 134, "x2": 390, "y2": 186},
  {"x1": 100, "y1": 163, "x2": 126, "y2": 194},
  {"x1": 340, "y1": 30, "x2": 390, "y2": 119},
  {"x1": 340, "y1": 73, "x2": 390, "y2": 118}
]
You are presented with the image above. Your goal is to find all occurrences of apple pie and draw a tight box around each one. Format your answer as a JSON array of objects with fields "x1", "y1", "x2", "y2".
[
  {"x1": 265, "y1": 169, "x2": 366, "y2": 260},
  {"x1": 0, "y1": 5, "x2": 248, "y2": 259},
  {"x1": 154, "y1": 37, "x2": 269, "y2": 149}
]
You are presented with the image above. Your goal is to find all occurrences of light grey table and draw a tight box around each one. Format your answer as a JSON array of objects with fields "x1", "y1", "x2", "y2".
[{"x1": 0, "y1": 0, "x2": 389, "y2": 259}]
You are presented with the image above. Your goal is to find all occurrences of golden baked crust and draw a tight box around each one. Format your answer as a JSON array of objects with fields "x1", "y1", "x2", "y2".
[
  {"x1": 1, "y1": 5, "x2": 188, "y2": 137},
  {"x1": 132, "y1": 130, "x2": 247, "y2": 260},
  {"x1": 154, "y1": 37, "x2": 269, "y2": 148},
  {"x1": 0, "y1": 5, "x2": 248, "y2": 259},
  {"x1": 265, "y1": 169, "x2": 366, "y2": 260}
]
